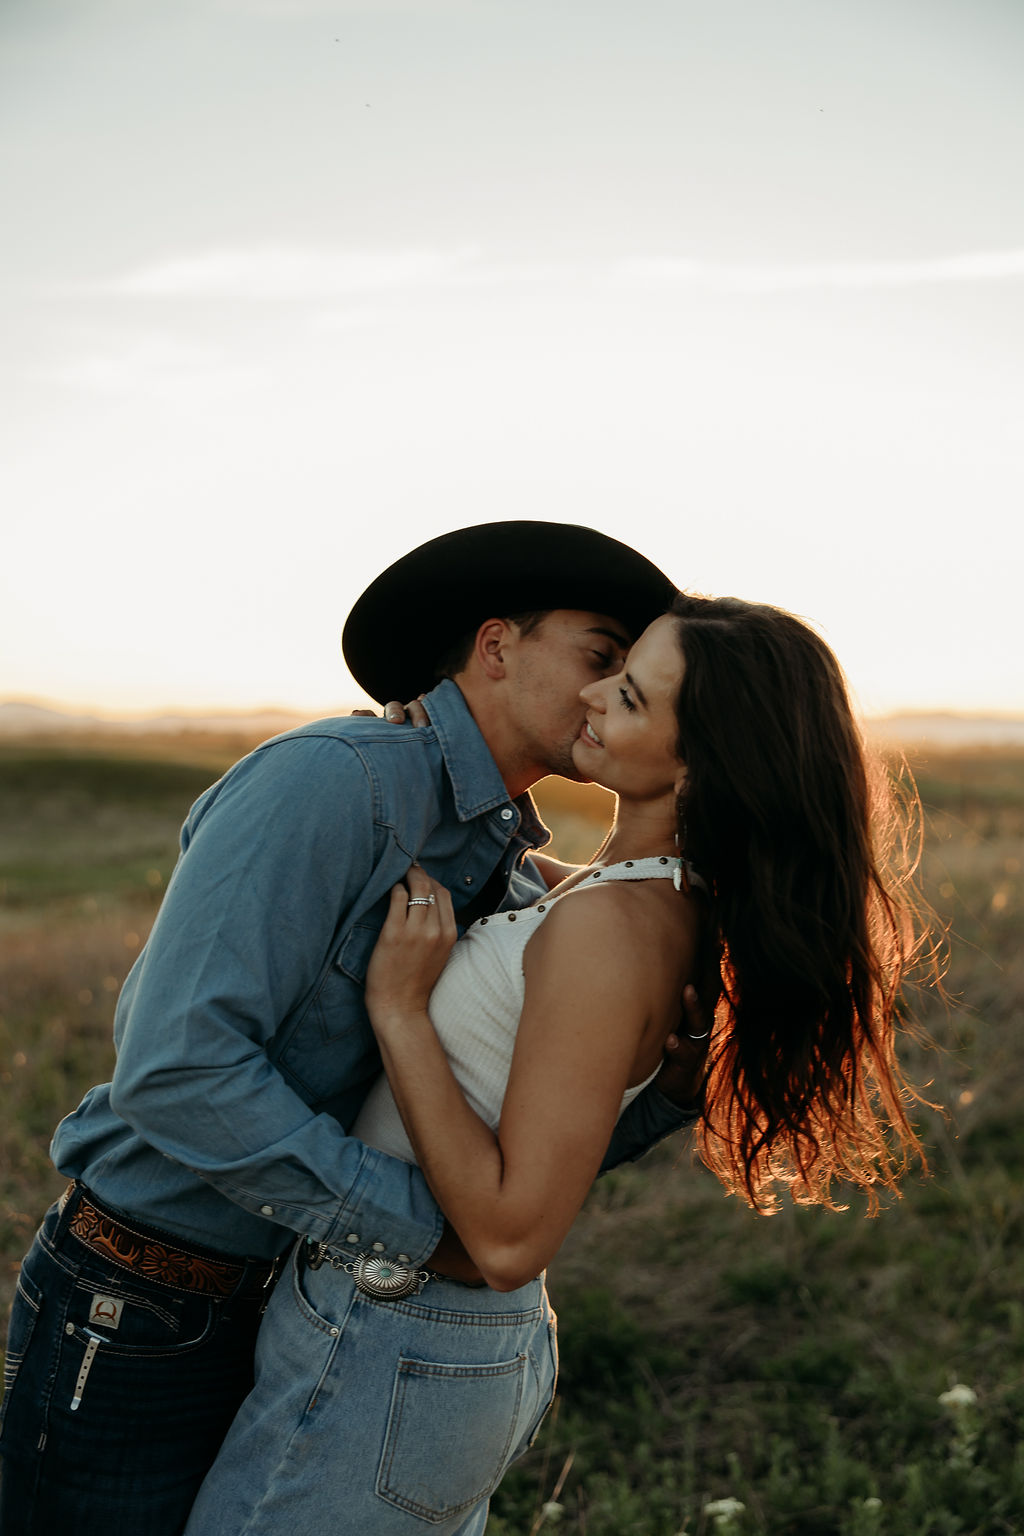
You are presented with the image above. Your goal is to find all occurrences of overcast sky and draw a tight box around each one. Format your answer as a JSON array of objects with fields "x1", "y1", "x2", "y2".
[{"x1": 2, "y1": 0, "x2": 1022, "y2": 717}]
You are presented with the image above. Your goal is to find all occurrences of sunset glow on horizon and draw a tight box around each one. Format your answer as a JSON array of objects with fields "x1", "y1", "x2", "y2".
[{"x1": 2, "y1": 1, "x2": 1022, "y2": 720}]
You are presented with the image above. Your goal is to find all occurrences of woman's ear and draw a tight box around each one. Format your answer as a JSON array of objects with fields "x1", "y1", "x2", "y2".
[{"x1": 673, "y1": 767, "x2": 688, "y2": 801}]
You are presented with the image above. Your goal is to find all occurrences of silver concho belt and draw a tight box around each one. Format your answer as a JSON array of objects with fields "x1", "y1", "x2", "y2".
[{"x1": 304, "y1": 1239, "x2": 429, "y2": 1300}]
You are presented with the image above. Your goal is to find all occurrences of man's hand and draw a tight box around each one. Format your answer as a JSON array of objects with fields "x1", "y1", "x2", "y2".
[
  {"x1": 654, "y1": 984, "x2": 712, "y2": 1110},
  {"x1": 351, "y1": 698, "x2": 430, "y2": 726}
]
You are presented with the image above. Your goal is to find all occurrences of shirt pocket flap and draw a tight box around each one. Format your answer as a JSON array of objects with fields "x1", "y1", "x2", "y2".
[{"x1": 333, "y1": 922, "x2": 380, "y2": 983}]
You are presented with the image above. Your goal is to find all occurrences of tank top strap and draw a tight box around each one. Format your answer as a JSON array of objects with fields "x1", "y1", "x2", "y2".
[{"x1": 546, "y1": 855, "x2": 707, "y2": 905}]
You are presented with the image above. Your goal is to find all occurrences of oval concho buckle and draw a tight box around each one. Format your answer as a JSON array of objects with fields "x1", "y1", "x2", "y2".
[
  {"x1": 346, "y1": 1252, "x2": 428, "y2": 1300},
  {"x1": 301, "y1": 1240, "x2": 428, "y2": 1300}
]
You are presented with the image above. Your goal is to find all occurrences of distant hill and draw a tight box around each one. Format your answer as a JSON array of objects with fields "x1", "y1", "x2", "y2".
[
  {"x1": 0, "y1": 700, "x2": 314, "y2": 738},
  {"x1": 1, "y1": 700, "x2": 1023, "y2": 748},
  {"x1": 863, "y1": 712, "x2": 1024, "y2": 748}
]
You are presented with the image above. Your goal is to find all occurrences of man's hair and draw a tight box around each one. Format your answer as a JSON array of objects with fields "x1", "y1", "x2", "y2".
[{"x1": 433, "y1": 610, "x2": 551, "y2": 683}]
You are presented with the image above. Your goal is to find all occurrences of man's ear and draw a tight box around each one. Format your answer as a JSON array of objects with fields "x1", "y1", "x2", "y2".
[{"x1": 474, "y1": 618, "x2": 514, "y2": 681}]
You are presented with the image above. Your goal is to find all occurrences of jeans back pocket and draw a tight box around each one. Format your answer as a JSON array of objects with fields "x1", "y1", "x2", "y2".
[{"x1": 376, "y1": 1351, "x2": 527, "y2": 1523}]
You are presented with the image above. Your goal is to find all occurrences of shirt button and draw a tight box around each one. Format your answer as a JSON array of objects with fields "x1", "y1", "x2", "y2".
[
  {"x1": 346, "y1": 1233, "x2": 360, "y2": 1244},
  {"x1": 464, "y1": 876, "x2": 474, "y2": 886},
  {"x1": 500, "y1": 808, "x2": 514, "y2": 821},
  {"x1": 260, "y1": 1204, "x2": 275, "y2": 1216},
  {"x1": 397, "y1": 1253, "x2": 410, "y2": 1263},
  {"x1": 372, "y1": 1242, "x2": 386, "y2": 1253}
]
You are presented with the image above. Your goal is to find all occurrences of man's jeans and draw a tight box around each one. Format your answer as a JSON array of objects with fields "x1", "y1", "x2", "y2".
[{"x1": 0, "y1": 1192, "x2": 271, "y2": 1536}]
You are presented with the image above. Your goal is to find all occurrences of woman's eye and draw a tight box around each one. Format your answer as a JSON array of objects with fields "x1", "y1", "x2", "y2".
[{"x1": 618, "y1": 687, "x2": 637, "y2": 713}]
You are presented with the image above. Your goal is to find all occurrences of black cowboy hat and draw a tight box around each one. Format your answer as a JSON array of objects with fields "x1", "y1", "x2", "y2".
[{"x1": 342, "y1": 520, "x2": 678, "y2": 704}]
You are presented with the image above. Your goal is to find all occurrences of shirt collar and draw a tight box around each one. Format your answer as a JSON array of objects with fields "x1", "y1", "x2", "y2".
[{"x1": 420, "y1": 679, "x2": 550, "y2": 848}]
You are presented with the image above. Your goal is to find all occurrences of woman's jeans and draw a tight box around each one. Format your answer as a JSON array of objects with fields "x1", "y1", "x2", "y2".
[
  {"x1": 184, "y1": 1242, "x2": 559, "y2": 1536},
  {"x1": 0, "y1": 1192, "x2": 270, "y2": 1536}
]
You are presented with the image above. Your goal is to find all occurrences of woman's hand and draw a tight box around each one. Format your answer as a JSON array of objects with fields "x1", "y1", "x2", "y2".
[
  {"x1": 351, "y1": 697, "x2": 430, "y2": 726},
  {"x1": 364, "y1": 866, "x2": 457, "y2": 1032}
]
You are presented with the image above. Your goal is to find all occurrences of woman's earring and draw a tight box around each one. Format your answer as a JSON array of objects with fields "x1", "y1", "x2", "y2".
[{"x1": 673, "y1": 824, "x2": 690, "y2": 893}]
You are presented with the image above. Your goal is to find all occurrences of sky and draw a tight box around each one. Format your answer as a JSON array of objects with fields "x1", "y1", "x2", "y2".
[{"x1": 2, "y1": 0, "x2": 1022, "y2": 719}]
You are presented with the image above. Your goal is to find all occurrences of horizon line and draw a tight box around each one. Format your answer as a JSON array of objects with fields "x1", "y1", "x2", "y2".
[{"x1": 2, "y1": 695, "x2": 1023, "y2": 727}]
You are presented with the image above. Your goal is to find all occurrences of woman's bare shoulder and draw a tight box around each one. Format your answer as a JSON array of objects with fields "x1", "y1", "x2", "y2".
[{"x1": 524, "y1": 876, "x2": 698, "y2": 983}]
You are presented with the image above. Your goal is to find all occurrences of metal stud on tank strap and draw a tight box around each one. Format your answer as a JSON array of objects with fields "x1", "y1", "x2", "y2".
[{"x1": 304, "y1": 1239, "x2": 430, "y2": 1300}]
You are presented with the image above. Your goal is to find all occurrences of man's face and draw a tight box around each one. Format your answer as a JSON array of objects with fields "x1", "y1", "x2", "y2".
[{"x1": 502, "y1": 609, "x2": 632, "y2": 782}]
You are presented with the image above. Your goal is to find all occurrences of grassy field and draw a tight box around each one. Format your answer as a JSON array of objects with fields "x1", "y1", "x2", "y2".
[{"x1": 0, "y1": 735, "x2": 1021, "y2": 1535}]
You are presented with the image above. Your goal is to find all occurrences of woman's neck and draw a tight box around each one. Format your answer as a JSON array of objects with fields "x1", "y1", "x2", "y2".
[{"x1": 587, "y1": 797, "x2": 677, "y2": 868}]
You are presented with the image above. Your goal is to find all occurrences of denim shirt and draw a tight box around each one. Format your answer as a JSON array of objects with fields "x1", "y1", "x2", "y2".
[{"x1": 52, "y1": 680, "x2": 689, "y2": 1265}]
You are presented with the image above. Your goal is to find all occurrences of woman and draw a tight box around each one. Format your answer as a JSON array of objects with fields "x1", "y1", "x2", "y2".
[{"x1": 185, "y1": 595, "x2": 928, "y2": 1535}]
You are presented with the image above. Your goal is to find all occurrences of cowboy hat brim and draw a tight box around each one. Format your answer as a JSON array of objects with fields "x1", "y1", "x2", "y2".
[{"x1": 342, "y1": 520, "x2": 678, "y2": 704}]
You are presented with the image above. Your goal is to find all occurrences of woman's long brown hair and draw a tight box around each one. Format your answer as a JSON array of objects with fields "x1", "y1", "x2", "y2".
[{"x1": 671, "y1": 594, "x2": 933, "y2": 1212}]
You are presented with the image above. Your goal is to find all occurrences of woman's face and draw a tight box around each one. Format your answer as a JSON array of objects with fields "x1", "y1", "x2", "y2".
[{"x1": 573, "y1": 614, "x2": 685, "y2": 802}]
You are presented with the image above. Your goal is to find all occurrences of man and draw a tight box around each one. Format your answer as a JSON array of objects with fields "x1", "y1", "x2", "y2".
[{"x1": 0, "y1": 521, "x2": 703, "y2": 1535}]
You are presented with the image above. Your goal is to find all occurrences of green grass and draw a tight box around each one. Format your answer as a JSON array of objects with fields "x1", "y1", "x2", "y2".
[
  {"x1": 1, "y1": 740, "x2": 1022, "y2": 1534},
  {"x1": 0, "y1": 748, "x2": 219, "y2": 911}
]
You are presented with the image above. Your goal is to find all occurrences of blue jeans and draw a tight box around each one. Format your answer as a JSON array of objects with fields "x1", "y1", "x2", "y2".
[
  {"x1": 0, "y1": 1192, "x2": 272, "y2": 1536},
  {"x1": 184, "y1": 1243, "x2": 559, "y2": 1535}
]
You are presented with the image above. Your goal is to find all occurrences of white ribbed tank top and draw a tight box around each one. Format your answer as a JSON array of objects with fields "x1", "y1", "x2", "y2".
[{"x1": 353, "y1": 856, "x2": 695, "y2": 1166}]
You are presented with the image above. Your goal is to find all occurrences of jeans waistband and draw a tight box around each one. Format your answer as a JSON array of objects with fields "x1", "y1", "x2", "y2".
[{"x1": 59, "y1": 1182, "x2": 279, "y2": 1301}]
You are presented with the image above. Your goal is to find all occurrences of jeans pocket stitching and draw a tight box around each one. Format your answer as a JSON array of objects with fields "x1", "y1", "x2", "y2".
[
  {"x1": 289, "y1": 1244, "x2": 358, "y2": 1338},
  {"x1": 524, "y1": 1322, "x2": 559, "y2": 1450},
  {"x1": 63, "y1": 1305, "x2": 219, "y2": 1360},
  {"x1": 71, "y1": 1276, "x2": 182, "y2": 1333},
  {"x1": 0, "y1": 1270, "x2": 45, "y2": 1431},
  {"x1": 376, "y1": 1353, "x2": 526, "y2": 1522}
]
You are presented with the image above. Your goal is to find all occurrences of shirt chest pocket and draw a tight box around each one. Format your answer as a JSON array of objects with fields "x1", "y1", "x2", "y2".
[{"x1": 276, "y1": 923, "x2": 381, "y2": 1106}]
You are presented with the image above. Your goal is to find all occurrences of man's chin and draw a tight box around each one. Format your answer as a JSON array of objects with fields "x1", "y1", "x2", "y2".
[{"x1": 557, "y1": 745, "x2": 592, "y2": 784}]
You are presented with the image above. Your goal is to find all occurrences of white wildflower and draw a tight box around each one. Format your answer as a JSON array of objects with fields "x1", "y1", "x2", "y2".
[
  {"x1": 539, "y1": 1502, "x2": 564, "y2": 1523},
  {"x1": 703, "y1": 1497, "x2": 746, "y2": 1531},
  {"x1": 939, "y1": 1383, "x2": 977, "y2": 1410}
]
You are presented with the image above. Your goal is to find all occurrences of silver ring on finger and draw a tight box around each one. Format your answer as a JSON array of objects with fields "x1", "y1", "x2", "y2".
[{"x1": 407, "y1": 895, "x2": 436, "y2": 907}]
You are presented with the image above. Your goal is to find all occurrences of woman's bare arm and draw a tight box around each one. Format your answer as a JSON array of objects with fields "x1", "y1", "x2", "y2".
[{"x1": 365, "y1": 869, "x2": 690, "y2": 1290}]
